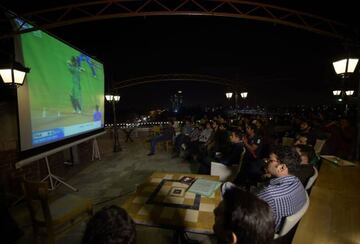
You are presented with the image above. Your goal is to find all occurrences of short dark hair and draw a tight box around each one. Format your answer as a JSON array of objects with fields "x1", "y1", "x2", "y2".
[
  {"x1": 295, "y1": 144, "x2": 316, "y2": 161},
  {"x1": 221, "y1": 188, "x2": 275, "y2": 244},
  {"x1": 82, "y1": 205, "x2": 136, "y2": 244},
  {"x1": 231, "y1": 129, "x2": 243, "y2": 139},
  {"x1": 246, "y1": 123, "x2": 258, "y2": 134},
  {"x1": 271, "y1": 145, "x2": 301, "y2": 174}
]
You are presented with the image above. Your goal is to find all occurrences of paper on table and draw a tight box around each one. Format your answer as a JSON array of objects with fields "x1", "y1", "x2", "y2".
[{"x1": 187, "y1": 178, "x2": 221, "y2": 197}]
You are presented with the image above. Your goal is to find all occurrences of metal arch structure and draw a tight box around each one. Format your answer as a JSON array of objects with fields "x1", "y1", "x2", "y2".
[
  {"x1": 112, "y1": 73, "x2": 242, "y2": 91},
  {"x1": 0, "y1": 0, "x2": 353, "y2": 40}
]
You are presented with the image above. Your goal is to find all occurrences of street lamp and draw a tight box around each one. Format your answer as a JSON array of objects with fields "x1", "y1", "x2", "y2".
[
  {"x1": 240, "y1": 92, "x2": 248, "y2": 99},
  {"x1": 225, "y1": 92, "x2": 233, "y2": 99},
  {"x1": 332, "y1": 58, "x2": 358, "y2": 77},
  {"x1": 105, "y1": 94, "x2": 121, "y2": 152},
  {"x1": 332, "y1": 57, "x2": 360, "y2": 160},
  {"x1": 0, "y1": 61, "x2": 30, "y2": 88},
  {"x1": 224, "y1": 91, "x2": 248, "y2": 107}
]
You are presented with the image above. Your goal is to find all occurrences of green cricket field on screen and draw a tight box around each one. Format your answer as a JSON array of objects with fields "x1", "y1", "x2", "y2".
[{"x1": 15, "y1": 19, "x2": 105, "y2": 151}]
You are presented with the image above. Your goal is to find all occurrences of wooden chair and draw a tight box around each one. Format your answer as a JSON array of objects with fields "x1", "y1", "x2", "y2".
[
  {"x1": 274, "y1": 192, "x2": 310, "y2": 239},
  {"x1": 150, "y1": 126, "x2": 161, "y2": 136},
  {"x1": 22, "y1": 178, "x2": 93, "y2": 243},
  {"x1": 305, "y1": 166, "x2": 318, "y2": 190},
  {"x1": 282, "y1": 137, "x2": 295, "y2": 146},
  {"x1": 163, "y1": 139, "x2": 173, "y2": 152}
]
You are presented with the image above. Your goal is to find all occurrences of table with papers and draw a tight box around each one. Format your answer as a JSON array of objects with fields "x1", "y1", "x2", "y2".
[{"x1": 122, "y1": 172, "x2": 221, "y2": 234}]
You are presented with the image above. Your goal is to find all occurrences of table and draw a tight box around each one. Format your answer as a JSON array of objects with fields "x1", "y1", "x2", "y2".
[
  {"x1": 292, "y1": 157, "x2": 360, "y2": 244},
  {"x1": 122, "y1": 172, "x2": 221, "y2": 234}
]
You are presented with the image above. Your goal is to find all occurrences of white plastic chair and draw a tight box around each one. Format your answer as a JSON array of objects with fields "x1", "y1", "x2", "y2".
[
  {"x1": 210, "y1": 148, "x2": 245, "y2": 182},
  {"x1": 210, "y1": 162, "x2": 239, "y2": 182},
  {"x1": 305, "y1": 166, "x2": 318, "y2": 190},
  {"x1": 274, "y1": 192, "x2": 310, "y2": 239}
]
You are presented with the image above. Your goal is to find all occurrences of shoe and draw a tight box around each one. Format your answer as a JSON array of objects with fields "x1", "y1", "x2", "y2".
[{"x1": 147, "y1": 152, "x2": 155, "y2": 156}]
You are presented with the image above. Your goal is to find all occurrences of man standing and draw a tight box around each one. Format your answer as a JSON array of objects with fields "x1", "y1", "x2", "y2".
[{"x1": 67, "y1": 56, "x2": 84, "y2": 114}]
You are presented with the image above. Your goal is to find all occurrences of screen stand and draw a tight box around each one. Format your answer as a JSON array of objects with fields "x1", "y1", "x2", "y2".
[
  {"x1": 92, "y1": 138, "x2": 101, "y2": 161},
  {"x1": 41, "y1": 156, "x2": 78, "y2": 192}
]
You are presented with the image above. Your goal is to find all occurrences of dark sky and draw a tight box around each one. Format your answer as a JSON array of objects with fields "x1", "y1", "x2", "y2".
[{"x1": 2, "y1": 0, "x2": 360, "y2": 110}]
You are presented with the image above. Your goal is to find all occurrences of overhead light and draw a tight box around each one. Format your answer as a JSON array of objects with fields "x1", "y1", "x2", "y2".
[
  {"x1": 0, "y1": 61, "x2": 30, "y2": 87},
  {"x1": 225, "y1": 92, "x2": 233, "y2": 99},
  {"x1": 332, "y1": 90, "x2": 341, "y2": 96},
  {"x1": 114, "y1": 95, "x2": 121, "y2": 101},
  {"x1": 332, "y1": 58, "x2": 359, "y2": 76}
]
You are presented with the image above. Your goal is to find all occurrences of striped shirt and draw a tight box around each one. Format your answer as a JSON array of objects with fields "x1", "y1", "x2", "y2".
[{"x1": 257, "y1": 175, "x2": 307, "y2": 231}]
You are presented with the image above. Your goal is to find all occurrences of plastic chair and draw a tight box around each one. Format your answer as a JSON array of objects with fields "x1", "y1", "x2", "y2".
[
  {"x1": 210, "y1": 162, "x2": 240, "y2": 182},
  {"x1": 22, "y1": 178, "x2": 93, "y2": 243},
  {"x1": 305, "y1": 166, "x2": 318, "y2": 190},
  {"x1": 210, "y1": 148, "x2": 245, "y2": 182},
  {"x1": 274, "y1": 192, "x2": 310, "y2": 239}
]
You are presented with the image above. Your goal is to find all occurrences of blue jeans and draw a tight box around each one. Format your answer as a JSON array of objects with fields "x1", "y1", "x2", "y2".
[{"x1": 150, "y1": 135, "x2": 169, "y2": 153}]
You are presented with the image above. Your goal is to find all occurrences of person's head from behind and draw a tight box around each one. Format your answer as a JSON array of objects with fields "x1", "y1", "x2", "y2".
[
  {"x1": 266, "y1": 145, "x2": 301, "y2": 177},
  {"x1": 294, "y1": 135, "x2": 308, "y2": 146},
  {"x1": 230, "y1": 130, "x2": 242, "y2": 144},
  {"x1": 214, "y1": 187, "x2": 275, "y2": 244},
  {"x1": 299, "y1": 121, "x2": 311, "y2": 132},
  {"x1": 83, "y1": 205, "x2": 135, "y2": 244},
  {"x1": 295, "y1": 144, "x2": 316, "y2": 165},
  {"x1": 245, "y1": 123, "x2": 258, "y2": 136}
]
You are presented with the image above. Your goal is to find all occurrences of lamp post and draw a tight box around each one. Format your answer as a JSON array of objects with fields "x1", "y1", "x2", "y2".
[
  {"x1": 332, "y1": 57, "x2": 359, "y2": 160},
  {"x1": 240, "y1": 92, "x2": 248, "y2": 99},
  {"x1": 0, "y1": 61, "x2": 30, "y2": 87},
  {"x1": 105, "y1": 94, "x2": 121, "y2": 152},
  {"x1": 225, "y1": 91, "x2": 248, "y2": 108}
]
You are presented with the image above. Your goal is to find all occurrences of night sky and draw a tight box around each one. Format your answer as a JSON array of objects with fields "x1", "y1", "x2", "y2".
[{"x1": 1, "y1": 1, "x2": 360, "y2": 110}]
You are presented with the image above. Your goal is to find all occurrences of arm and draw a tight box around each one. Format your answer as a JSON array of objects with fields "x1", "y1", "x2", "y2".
[{"x1": 243, "y1": 136, "x2": 258, "y2": 158}]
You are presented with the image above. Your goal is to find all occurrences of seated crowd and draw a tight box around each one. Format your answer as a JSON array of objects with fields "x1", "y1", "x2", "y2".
[{"x1": 85, "y1": 113, "x2": 354, "y2": 244}]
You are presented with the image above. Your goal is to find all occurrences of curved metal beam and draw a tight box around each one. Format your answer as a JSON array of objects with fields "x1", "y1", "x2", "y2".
[
  {"x1": 112, "y1": 73, "x2": 242, "y2": 91},
  {"x1": 0, "y1": 0, "x2": 352, "y2": 40}
]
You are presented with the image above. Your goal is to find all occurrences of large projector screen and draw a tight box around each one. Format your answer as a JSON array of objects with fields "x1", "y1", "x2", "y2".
[{"x1": 14, "y1": 19, "x2": 105, "y2": 153}]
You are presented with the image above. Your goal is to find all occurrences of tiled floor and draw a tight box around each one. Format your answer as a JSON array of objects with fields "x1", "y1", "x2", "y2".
[{"x1": 11, "y1": 132, "x2": 216, "y2": 243}]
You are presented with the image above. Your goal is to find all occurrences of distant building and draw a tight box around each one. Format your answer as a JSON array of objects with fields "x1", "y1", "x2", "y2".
[{"x1": 170, "y1": 90, "x2": 183, "y2": 113}]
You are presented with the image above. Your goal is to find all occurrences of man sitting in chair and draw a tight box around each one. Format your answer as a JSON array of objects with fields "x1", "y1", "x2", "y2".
[
  {"x1": 147, "y1": 122, "x2": 175, "y2": 156},
  {"x1": 257, "y1": 145, "x2": 307, "y2": 232},
  {"x1": 198, "y1": 130, "x2": 243, "y2": 174}
]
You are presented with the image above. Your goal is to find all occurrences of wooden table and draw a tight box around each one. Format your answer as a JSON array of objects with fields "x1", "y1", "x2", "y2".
[
  {"x1": 122, "y1": 172, "x2": 221, "y2": 234},
  {"x1": 293, "y1": 157, "x2": 360, "y2": 244}
]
